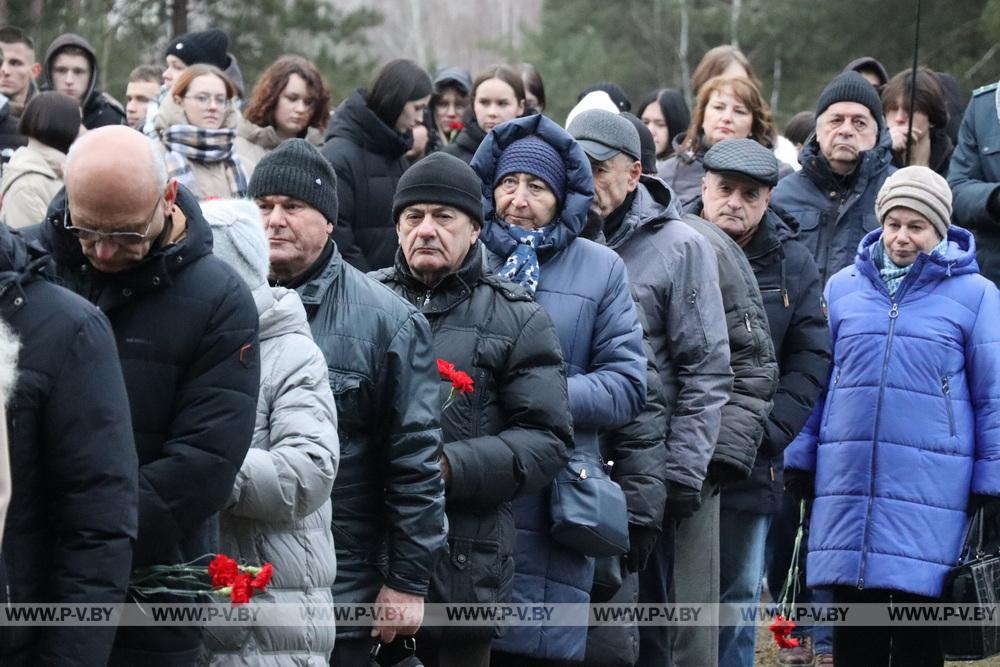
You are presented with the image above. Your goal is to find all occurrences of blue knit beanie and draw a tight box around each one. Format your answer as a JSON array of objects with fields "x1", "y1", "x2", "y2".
[{"x1": 493, "y1": 136, "x2": 567, "y2": 203}]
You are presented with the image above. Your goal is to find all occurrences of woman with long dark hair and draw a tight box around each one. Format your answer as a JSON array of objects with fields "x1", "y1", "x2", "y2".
[{"x1": 320, "y1": 58, "x2": 432, "y2": 271}]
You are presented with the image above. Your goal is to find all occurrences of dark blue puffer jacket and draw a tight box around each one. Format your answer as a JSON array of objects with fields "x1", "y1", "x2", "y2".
[
  {"x1": 772, "y1": 127, "x2": 895, "y2": 286},
  {"x1": 785, "y1": 226, "x2": 1000, "y2": 598},
  {"x1": 471, "y1": 114, "x2": 647, "y2": 661}
]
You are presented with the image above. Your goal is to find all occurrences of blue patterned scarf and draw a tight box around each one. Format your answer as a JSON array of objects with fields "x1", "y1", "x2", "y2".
[
  {"x1": 874, "y1": 235, "x2": 949, "y2": 296},
  {"x1": 496, "y1": 223, "x2": 549, "y2": 294}
]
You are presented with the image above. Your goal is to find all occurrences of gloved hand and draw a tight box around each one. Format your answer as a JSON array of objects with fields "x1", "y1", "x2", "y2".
[
  {"x1": 783, "y1": 468, "x2": 814, "y2": 504},
  {"x1": 665, "y1": 481, "x2": 703, "y2": 522},
  {"x1": 624, "y1": 524, "x2": 660, "y2": 573}
]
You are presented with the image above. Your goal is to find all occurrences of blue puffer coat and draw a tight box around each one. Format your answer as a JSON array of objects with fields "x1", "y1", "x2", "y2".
[
  {"x1": 772, "y1": 127, "x2": 895, "y2": 286},
  {"x1": 785, "y1": 226, "x2": 1000, "y2": 598},
  {"x1": 471, "y1": 114, "x2": 647, "y2": 661}
]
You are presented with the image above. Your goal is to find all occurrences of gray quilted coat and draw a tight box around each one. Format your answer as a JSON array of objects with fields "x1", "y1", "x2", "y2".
[{"x1": 203, "y1": 286, "x2": 340, "y2": 666}]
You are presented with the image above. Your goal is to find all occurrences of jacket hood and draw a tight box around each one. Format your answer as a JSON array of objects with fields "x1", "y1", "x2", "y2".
[
  {"x1": 797, "y1": 123, "x2": 894, "y2": 190},
  {"x1": 323, "y1": 89, "x2": 410, "y2": 158},
  {"x1": 472, "y1": 113, "x2": 594, "y2": 257},
  {"x1": 433, "y1": 66, "x2": 472, "y2": 95},
  {"x1": 855, "y1": 225, "x2": 980, "y2": 287},
  {"x1": 259, "y1": 285, "x2": 312, "y2": 341},
  {"x1": 843, "y1": 56, "x2": 889, "y2": 86},
  {"x1": 43, "y1": 34, "x2": 98, "y2": 109},
  {"x1": 605, "y1": 176, "x2": 682, "y2": 249}
]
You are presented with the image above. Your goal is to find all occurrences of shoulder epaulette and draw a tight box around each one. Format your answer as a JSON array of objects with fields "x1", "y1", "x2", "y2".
[
  {"x1": 481, "y1": 274, "x2": 533, "y2": 302},
  {"x1": 972, "y1": 81, "x2": 999, "y2": 97}
]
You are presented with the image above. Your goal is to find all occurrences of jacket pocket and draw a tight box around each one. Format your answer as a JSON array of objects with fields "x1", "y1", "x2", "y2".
[
  {"x1": 328, "y1": 370, "x2": 363, "y2": 430},
  {"x1": 942, "y1": 376, "x2": 956, "y2": 438}
]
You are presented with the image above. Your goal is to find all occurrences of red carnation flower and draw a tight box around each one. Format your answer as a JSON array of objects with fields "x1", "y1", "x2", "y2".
[
  {"x1": 250, "y1": 563, "x2": 273, "y2": 591},
  {"x1": 208, "y1": 554, "x2": 239, "y2": 588},
  {"x1": 769, "y1": 614, "x2": 800, "y2": 649},
  {"x1": 448, "y1": 120, "x2": 464, "y2": 131},
  {"x1": 230, "y1": 573, "x2": 254, "y2": 605}
]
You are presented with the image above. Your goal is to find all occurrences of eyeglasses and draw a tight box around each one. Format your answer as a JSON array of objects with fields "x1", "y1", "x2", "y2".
[
  {"x1": 64, "y1": 197, "x2": 163, "y2": 246},
  {"x1": 183, "y1": 93, "x2": 230, "y2": 108}
]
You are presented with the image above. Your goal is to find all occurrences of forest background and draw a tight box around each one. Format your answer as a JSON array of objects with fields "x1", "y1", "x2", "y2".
[{"x1": 1, "y1": 0, "x2": 998, "y2": 129}]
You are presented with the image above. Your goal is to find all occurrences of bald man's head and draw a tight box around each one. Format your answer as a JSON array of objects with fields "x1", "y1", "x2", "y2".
[{"x1": 64, "y1": 126, "x2": 178, "y2": 273}]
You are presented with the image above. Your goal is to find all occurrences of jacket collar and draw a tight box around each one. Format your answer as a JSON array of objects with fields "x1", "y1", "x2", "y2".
[
  {"x1": 798, "y1": 125, "x2": 894, "y2": 194},
  {"x1": 854, "y1": 225, "x2": 979, "y2": 294},
  {"x1": 606, "y1": 176, "x2": 682, "y2": 249},
  {"x1": 296, "y1": 242, "x2": 345, "y2": 306},
  {"x1": 389, "y1": 241, "x2": 486, "y2": 313}
]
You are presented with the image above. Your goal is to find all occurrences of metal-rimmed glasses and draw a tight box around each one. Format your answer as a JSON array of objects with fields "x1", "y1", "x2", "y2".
[
  {"x1": 63, "y1": 196, "x2": 163, "y2": 246},
  {"x1": 183, "y1": 93, "x2": 231, "y2": 108}
]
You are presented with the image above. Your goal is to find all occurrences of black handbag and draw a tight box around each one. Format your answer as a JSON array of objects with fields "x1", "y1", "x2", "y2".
[
  {"x1": 368, "y1": 637, "x2": 423, "y2": 667},
  {"x1": 549, "y1": 451, "x2": 630, "y2": 557},
  {"x1": 940, "y1": 507, "x2": 1000, "y2": 661}
]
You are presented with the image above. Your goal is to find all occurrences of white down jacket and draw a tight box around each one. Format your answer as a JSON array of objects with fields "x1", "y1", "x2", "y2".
[{"x1": 203, "y1": 286, "x2": 340, "y2": 665}]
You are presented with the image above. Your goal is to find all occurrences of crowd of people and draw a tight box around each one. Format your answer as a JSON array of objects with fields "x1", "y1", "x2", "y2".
[{"x1": 0, "y1": 22, "x2": 997, "y2": 667}]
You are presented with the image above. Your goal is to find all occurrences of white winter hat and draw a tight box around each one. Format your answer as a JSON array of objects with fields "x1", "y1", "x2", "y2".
[
  {"x1": 202, "y1": 198, "x2": 269, "y2": 289},
  {"x1": 565, "y1": 91, "x2": 620, "y2": 129}
]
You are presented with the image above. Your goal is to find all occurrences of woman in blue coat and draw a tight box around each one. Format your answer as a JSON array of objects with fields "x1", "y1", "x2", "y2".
[
  {"x1": 470, "y1": 114, "x2": 647, "y2": 664},
  {"x1": 785, "y1": 166, "x2": 1000, "y2": 666}
]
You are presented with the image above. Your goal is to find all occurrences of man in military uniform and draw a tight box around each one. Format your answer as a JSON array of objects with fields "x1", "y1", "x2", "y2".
[{"x1": 948, "y1": 79, "x2": 1000, "y2": 286}]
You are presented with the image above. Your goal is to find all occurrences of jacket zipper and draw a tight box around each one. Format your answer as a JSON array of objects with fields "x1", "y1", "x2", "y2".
[
  {"x1": 822, "y1": 367, "x2": 841, "y2": 430},
  {"x1": 942, "y1": 376, "x2": 956, "y2": 437},
  {"x1": 858, "y1": 295, "x2": 902, "y2": 590}
]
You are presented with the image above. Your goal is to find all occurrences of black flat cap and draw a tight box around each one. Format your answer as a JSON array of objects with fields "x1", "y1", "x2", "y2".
[{"x1": 703, "y1": 138, "x2": 780, "y2": 187}]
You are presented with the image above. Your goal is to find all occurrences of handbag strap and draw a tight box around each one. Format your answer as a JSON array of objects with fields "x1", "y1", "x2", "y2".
[{"x1": 958, "y1": 508, "x2": 986, "y2": 563}]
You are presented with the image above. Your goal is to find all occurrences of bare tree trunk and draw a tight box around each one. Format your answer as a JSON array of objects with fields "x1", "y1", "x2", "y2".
[
  {"x1": 771, "y1": 49, "x2": 782, "y2": 118},
  {"x1": 407, "y1": 0, "x2": 428, "y2": 66},
  {"x1": 678, "y1": 0, "x2": 691, "y2": 105},
  {"x1": 731, "y1": 0, "x2": 741, "y2": 47},
  {"x1": 171, "y1": 0, "x2": 187, "y2": 39}
]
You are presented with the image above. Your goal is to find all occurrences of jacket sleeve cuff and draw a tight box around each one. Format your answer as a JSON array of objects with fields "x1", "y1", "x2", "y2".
[{"x1": 972, "y1": 457, "x2": 1000, "y2": 496}]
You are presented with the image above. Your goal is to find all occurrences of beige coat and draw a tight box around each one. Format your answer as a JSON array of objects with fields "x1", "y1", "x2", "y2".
[
  {"x1": 0, "y1": 139, "x2": 65, "y2": 229},
  {"x1": 155, "y1": 96, "x2": 255, "y2": 200},
  {"x1": 235, "y1": 116, "x2": 324, "y2": 173}
]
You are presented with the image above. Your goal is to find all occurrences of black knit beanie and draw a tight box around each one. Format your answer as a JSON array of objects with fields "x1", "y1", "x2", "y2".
[
  {"x1": 165, "y1": 29, "x2": 230, "y2": 70},
  {"x1": 621, "y1": 112, "x2": 657, "y2": 175},
  {"x1": 393, "y1": 152, "x2": 483, "y2": 225},
  {"x1": 816, "y1": 71, "x2": 884, "y2": 131},
  {"x1": 247, "y1": 139, "x2": 339, "y2": 224}
]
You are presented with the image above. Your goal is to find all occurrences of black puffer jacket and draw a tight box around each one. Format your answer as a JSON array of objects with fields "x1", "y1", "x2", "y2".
[
  {"x1": 682, "y1": 211, "x2": 779, "y2": 482},
  {"x1": 321, "y1": 90, "x2": 412, "y2": 272},
  {"x1": 0, "y1": 225, "x2": 137, "y2": 667},
  {"x1": 374, "y1": 242, "x2": 572, "y2": 641},
  {"x1": 717, "y1": 206, "x2": 831, "y2": 514},
  {"x1": 295, "y1": 243, "x2": 446, "y2": 638},
  {"x1": 0, "y1": 95, "x2": 26, "y2": 165},
  {"x1": 43, "y1": 34, "x2": 125, "y2": 129},
  {"x1": 442, "y1": 112, "x2": 487, "y2": 164},
  {"x1": 29, "y1": 186, "x2": 259, "y2": 661}
]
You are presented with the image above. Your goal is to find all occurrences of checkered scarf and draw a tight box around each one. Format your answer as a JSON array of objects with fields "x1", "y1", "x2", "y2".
[{"x1": 163, "y1": 124, "x2": 248, "y2": 199}]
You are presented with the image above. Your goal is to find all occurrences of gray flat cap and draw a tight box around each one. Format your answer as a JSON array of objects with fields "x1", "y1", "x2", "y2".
[
  {"x1": 567, "y1": 109, "x2": 641, "y2": 162},
  {"x1": 703, "y1": 138, "x2": 780, "y2": 187}
]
